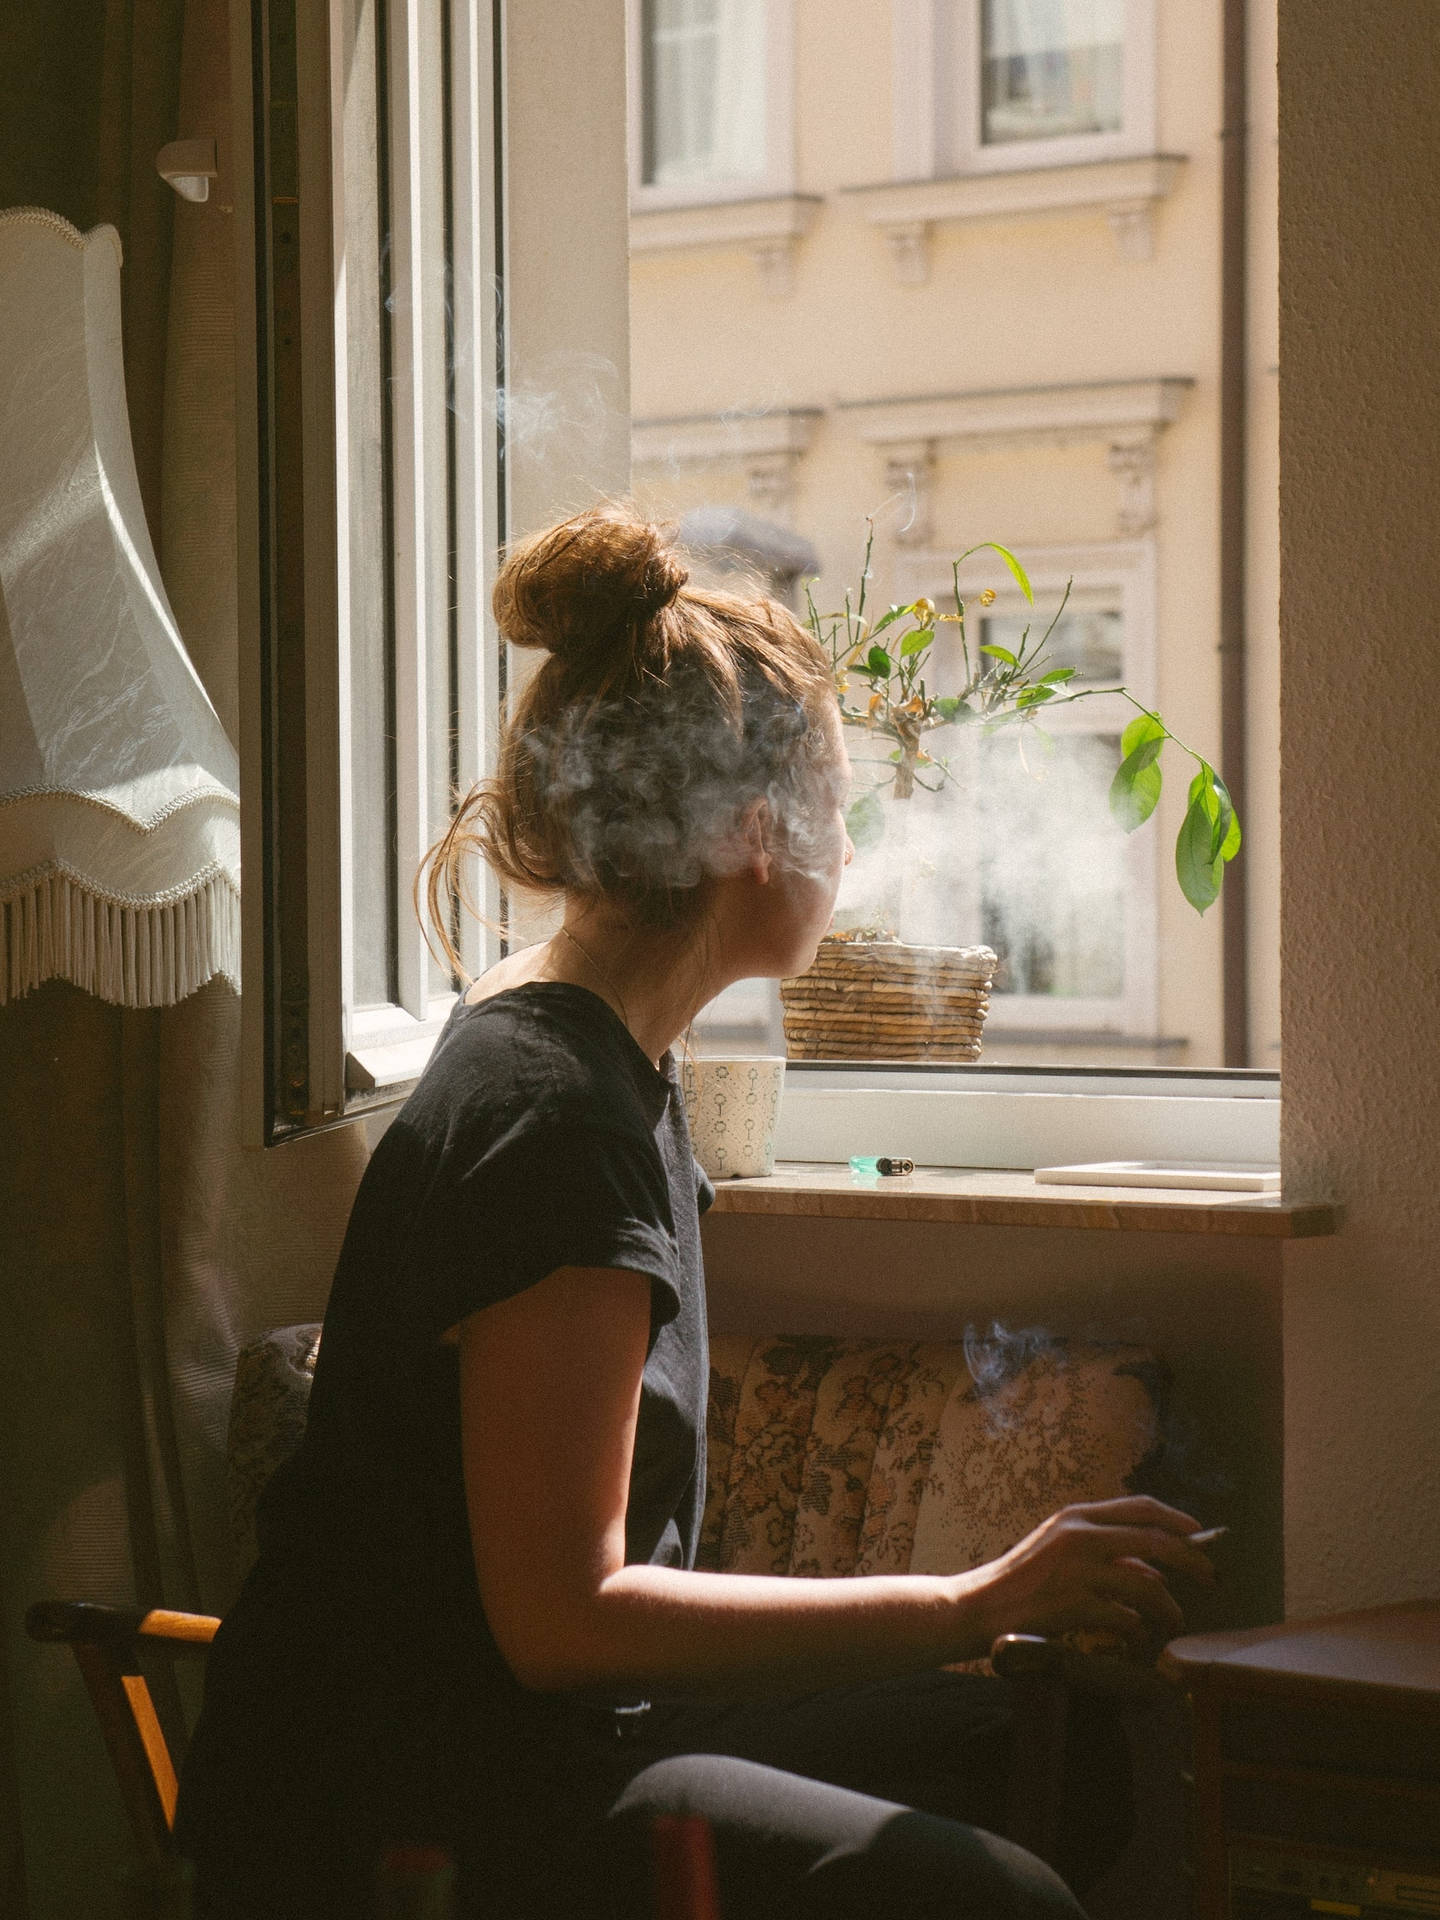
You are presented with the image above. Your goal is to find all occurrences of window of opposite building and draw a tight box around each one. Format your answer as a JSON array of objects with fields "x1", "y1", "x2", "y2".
[
  {"x1": 629, "y1": 0, "x2": 795, "y2": 205},
  {"x1": 890, "y1": 0, "x2": 1157, "y2": 178},
  {"x1": 979, "y1": 1, "x2": 1125, "y2": 148}
]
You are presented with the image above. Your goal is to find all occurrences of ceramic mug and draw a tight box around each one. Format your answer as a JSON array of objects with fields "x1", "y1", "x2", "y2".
[{"x1": 680, "y1": 1056, "x2": 785, "y2": 1180}]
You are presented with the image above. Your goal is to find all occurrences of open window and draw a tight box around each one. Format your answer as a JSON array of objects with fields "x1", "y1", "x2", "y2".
[
  {"x1": 237, "y1": 0, "x2": 629, "y2": 1143},
  {"x1": 242, "y1": 0, "x2": 1277, "y2": 1166}
]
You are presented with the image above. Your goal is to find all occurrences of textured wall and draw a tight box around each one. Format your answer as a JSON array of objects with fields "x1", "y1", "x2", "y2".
[{"x1": 1277, "y1": 2, "x2": 1440, "y2": 1613}]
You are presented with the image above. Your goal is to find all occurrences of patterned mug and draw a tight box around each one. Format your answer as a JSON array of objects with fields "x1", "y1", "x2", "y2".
[{"x1": 680, "y1": 1056, "x2": 785, "y2": 1180}]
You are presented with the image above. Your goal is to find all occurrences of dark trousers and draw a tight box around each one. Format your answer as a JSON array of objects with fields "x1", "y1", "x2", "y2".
[
  {"x1": 481, "y1": 1669, "x2": 1132, "y2": 1920},
  {"x1": 184, "y1": 1668, "x2": 1132, "y2": 1919}
]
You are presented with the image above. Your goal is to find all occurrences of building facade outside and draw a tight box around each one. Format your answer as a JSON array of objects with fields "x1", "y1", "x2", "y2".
[{"x1": 626, "y1": 0, "x2": 1279, "y2": 1070}]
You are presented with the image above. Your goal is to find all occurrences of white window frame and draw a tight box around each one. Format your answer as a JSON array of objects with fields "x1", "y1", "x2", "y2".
[
  {"x1": 892, "y1": 0, "x2": 1157, "y2": 182},
  {"x1": 627, "y1": 0, "x2": 796, "y2": 210},
  {"x1": 900, "y1": 538, "x2": 1160, "y2": 1043},
  {"x1": 340, "y1": 0, "x2": 500, "y2": 1102},
  {"x1": 239, "y1": 0, "x2": 629, "y2": 1141}
]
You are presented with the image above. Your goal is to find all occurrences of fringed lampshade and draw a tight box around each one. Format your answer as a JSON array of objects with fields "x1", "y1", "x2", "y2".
[{"x1": 0, "y1": 208, "x2": 240, "y2": 1008}]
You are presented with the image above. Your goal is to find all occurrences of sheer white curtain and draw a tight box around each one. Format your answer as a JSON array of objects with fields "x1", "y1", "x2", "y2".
[
  {"x1": 646, "y1": 0, "x2": 767, "y2": 186},
  {"x1": 981, "y1": 0, "x2": 1124, "y2": 143}
]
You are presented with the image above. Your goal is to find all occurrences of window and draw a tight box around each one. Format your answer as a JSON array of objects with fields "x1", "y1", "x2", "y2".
[
  {"x1": 979, "y1": 0, "x2": 1124, "y2": 147},
  {"x1": 840, "y1": 544, "x2": 1160, "y2": 1062},
  {"x1": 247, "y1": 1, "x2": 1278, "y2": 1159},
  {"x1": 629, "y1": 0, "x2": 795, "y2": 207},
  {"x1": 240, "y1": 0, "x2": 629, "y2": 1142},
  {"x1": 643, "y1": 0, "x2": 767, "y2": 189},
  {"x1": 892, "y1": 0, "x2": 1156, "y2": 179}
]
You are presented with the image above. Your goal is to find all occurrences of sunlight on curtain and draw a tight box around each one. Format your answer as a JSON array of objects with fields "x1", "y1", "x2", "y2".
[
  {"x1": 644, "y1": 0, "x2": 767, "y2": 187},
  {"x1": 981, "y1": 0, "x2": 1124, "y2": 144}
]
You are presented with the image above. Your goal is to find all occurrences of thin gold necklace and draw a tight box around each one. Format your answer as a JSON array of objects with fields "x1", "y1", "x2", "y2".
[{"x1": 556, "y1": 923, "x2": 632, "y2": 1028}]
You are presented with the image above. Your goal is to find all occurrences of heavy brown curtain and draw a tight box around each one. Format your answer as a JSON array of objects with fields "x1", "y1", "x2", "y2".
[{"x1": 0, "y1": 5, "x2": 369, "y2": 1912}]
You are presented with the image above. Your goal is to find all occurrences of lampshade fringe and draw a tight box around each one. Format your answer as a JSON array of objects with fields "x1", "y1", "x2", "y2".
[{"x1": 0, "y1": 870, "x2": 240, "y2": 1009}]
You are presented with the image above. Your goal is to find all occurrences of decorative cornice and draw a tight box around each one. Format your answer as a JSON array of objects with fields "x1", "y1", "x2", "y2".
[
  {"x1": 838, "y1": 378, "x2": 1192, "y2": 452},
  {"x1": 841, "y1": 154, "x2": 1187, "y2": 279},
  {"x1": 841, "y1": 380, "x2": 1193, "y2": 535},
  {"x1": 632, "y1": 408, "x2": 822, "y2": 468},
  {"x1": 629, "y1": 194, "x2": 823, "y2": 296}
]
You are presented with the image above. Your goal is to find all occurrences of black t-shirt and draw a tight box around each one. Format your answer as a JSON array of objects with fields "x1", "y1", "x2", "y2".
[{"x1": 178, "y1": 983, "x2": 712, "y2": 1888}]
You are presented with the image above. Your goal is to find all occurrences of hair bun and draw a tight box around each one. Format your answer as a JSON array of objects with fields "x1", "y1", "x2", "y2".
[{"x1": 493, "y1": 506, "x2": 689, "y2": 670}]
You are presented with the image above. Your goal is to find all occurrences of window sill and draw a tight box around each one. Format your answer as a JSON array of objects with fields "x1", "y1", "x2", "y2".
[
  {"x1": 629, "y1": 193, "x2": 823, "y2": 295},
  {"x1": 840, "y1": 153, "x2": 1186, "y2": 280},
  {"x1": 705, "y1": 1163, "x2": 1339, "y2": 1239}
]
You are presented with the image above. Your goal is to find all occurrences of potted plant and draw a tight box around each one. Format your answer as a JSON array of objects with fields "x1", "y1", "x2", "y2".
[{"x1": 781, "y1": 526, "x2": 1242, "y2": 1062}]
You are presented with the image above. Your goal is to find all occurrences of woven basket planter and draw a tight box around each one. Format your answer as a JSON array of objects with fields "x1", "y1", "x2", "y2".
[{"x1": 781, "y1": 934, "x2": 999, "y2": 1063}]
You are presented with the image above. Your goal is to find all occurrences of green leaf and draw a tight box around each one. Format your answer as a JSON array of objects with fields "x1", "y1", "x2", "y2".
[
  {"x1": 980, "y1": 541, "x2": 1034, "y2": 604},
  {"x1": 1185, "y1": 763, "x2": 1230, "y2": 859},
  {"x1": 1039, "y1": 666, "x2": 1077, "y2": 685},
  {"x1": 868, "y1": 604, "x2": 906, "y2": 637},
  {"x1": 1016, "y1": 684, "x2": 1057, "y2": 707},
  {"x1": 1211, "y1": 771, "x2": 1242, "y2": 862},
  {"x1": 1176, "y1": 786, "x2": 1225, "y2": 912},
  {"x1": 932, "y1": 695, "x2": 968, "y2": 723},
  {"x1": 845, "y1": 787, "x2": 886, "y2": 853},
  {"x1": 980, "y1": 643, "x2": 1018, "y2": 666},
  {"x1": 1121, "y1": 710, "x2": 1168, "y2": 759},
  {"x1": 900, "y1": 629, "x2": 933, "y2": 657},
  {"x1": 866, "y1": 645, "x2": 893, "y2": 676},
  {"x1": 1109, "y1": 731, "x2": 1166, "y2": 831}
]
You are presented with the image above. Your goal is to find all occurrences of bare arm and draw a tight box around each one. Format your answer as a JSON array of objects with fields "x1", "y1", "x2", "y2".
[{"x1": 459, "y1": 1267, "x2": 1213, "y2": 1697}]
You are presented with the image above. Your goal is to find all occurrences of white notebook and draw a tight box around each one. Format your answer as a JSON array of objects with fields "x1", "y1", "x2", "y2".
[{"x1": 1034, "y1": 1160, "x2": 1281, "y2": 1192}]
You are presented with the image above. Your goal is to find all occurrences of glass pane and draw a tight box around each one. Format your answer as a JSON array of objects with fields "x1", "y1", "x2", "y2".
[
  {"x1": 644, "y1": 0, "x2": 768, "y2": 186},
  {"x1": 631, "y1": 3, "x2": 1278, "y2": 1074},
  {"x1": 980, "y1": 731, "x2": 1126, "y2": 999},
  {"x1": 981, "y1": 0, "x2": 1124, "y2": 144},
  {"x1": 980, "y1": 607, "x2": 1124, "y2": 684}
]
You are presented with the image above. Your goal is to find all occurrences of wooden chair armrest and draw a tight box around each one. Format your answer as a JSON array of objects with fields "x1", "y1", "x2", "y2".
[
  {"x1": 26, "y1": 1600, "x2": 220, "y2": 1654},
  {"x1": 25, "y1": 1601, "x2": 221, "y2": 1867}
]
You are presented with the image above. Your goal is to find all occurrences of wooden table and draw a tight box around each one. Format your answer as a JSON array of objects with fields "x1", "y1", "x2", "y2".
[{"x1": 1161, "y1": 1602, "x2": 1440, "y2": 1918}]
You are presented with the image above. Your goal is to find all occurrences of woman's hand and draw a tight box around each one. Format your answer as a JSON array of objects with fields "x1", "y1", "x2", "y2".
[{"x1": 967, "y1": 1496, "x2": 1217, "y2": 1657}]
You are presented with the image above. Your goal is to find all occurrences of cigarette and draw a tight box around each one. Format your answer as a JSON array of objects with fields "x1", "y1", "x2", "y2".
[{"x1": 1188, "y1": 1526, "x2": 1228, "y2": 1547}]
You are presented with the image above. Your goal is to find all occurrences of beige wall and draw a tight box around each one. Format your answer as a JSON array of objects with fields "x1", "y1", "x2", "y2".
[
  {"x1": 1277, "y1": 1, "x2": 1440, "y2": 1615},
  {"x1": 630, "y1": 2, "x2": 1280, "y2": 1068}
]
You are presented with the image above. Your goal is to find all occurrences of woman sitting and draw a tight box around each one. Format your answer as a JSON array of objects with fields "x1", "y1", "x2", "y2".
[{"x1": 176, "y1": 506, "x2": 1212, "y2": 1919}]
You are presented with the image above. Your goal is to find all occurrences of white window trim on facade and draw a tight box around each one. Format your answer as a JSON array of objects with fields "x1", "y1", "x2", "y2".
[
  {"x1": 627, "y1": 0, "x2": 797, "y2": 211},
  {"x1": 841, "y1": 152, "x2": 1184, "y2": 281},
  {"x1": 895, "y1": 539, "x2": 1161, "y2": 1042}
]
